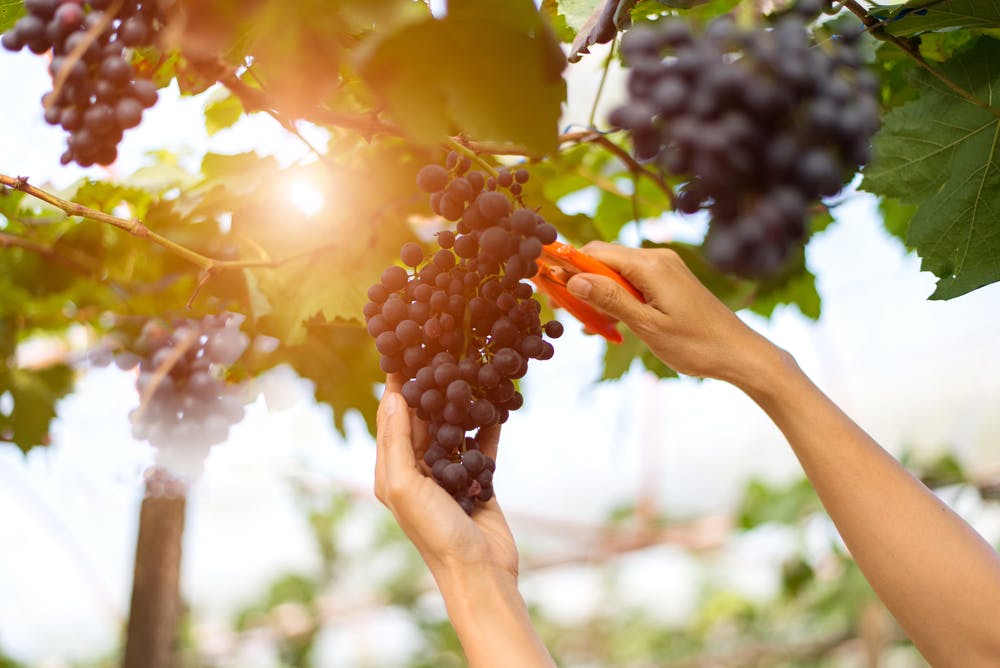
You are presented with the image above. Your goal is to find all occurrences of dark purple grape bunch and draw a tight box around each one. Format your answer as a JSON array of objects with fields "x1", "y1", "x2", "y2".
[
  {"x1": 92, "y1": 313, "x2": 250, "y2": 475},
  {"x1": 364, "y1": 154, "x2": 565, "y2": 514},
  {"x1": 609, "y1": 0, "x2": 879, "y2": 278},
  {"x1": 2, "y1": 0, "x2": 164, "y2": 167}
]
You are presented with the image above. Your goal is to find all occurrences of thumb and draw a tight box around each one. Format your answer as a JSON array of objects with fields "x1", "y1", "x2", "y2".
[
  {"x1": 567, "y1": 273, "x2": 648, "y2": 327},
  {"x1": 377, "y1": 391, "x2": 416, "y2": 472}
]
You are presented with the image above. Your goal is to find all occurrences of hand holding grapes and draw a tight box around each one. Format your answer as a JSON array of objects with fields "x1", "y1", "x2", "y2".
[{"x1": 376, "y1": 373, "x2": 519, "y2": 580}]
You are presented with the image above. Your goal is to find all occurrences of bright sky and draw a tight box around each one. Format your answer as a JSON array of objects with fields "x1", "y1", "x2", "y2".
[{"x1": 1, "y1": 38, "x2": 999, "y2": 666}]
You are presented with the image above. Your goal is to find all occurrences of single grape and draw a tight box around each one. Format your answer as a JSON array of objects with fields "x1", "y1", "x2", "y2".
[{"x1": 417, "y1": 164, "x2": 449, "y2": 193}]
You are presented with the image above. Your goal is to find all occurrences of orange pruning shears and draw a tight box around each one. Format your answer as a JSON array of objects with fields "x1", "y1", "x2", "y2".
[{"x1": 531, "y1": 242, "x2": 645, "y2": 344}]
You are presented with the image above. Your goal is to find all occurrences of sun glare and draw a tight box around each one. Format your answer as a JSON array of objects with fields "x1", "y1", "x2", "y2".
[{"x1": 289, "y1": 181, "x2": 325, "y2": 218}]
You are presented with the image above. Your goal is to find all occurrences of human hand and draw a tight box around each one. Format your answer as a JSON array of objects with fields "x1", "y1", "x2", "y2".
[
  {"x1": 375, "y1": 373, "x2": 519, "y2": 582},
  {"x1": 564, "y1": 242, "x2": 780, "y2": 384}
]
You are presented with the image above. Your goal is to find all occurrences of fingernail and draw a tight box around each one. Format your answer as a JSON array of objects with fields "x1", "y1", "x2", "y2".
[{"x1": 567, "y1": 275, "x2": 593, "y2": 298}]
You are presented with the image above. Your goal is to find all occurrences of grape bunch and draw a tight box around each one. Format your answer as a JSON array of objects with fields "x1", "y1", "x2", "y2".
[
  {"x1": 365, "y1": 155, "x2": 564, "y2": 514},
  {"x1": 2, "y1": 0, "x2": 163, "y2": 167},
  {"x1": 610, "y1": 0, "x2": 879, "y2": 277},
  {"x1": 93, "y1": 313, "x2": 250, "y2": 478}
]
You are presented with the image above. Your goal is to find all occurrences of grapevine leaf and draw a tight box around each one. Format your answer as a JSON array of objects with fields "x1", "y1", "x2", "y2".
[
  {"x1": 738, "y1": 478, "x2": 821, "y2": 529},
  {"x1": 601, "y1": 329, "x2": 678, "y2": 380},
  {"x1": 204, "y1": 92, "x2": 245, "y2": 136},
  {"x1": 0, "y1": 188, "x2": 25, "y2": 219},
  {"x1": 653, "y1": 0, "x2": 715, "y2": 8},
  {"x1": 879, "y1": 196, "x2": 919, "y2": 243},
  {"x1": 917, "y1": 28, "x2": 977, "y2": 62},
  {"x1": 558, "y1": 0, "x2": 605, "y2": 33},
  {"x1": 861, "y1": 38, "x2": 1000, "y2": 299},
  {"x1": 0, "y1": 0, "x2": 24, "y2": 34},
  {"x1": 568, "y1": 0, "x2": 636, "y2": 63},
  {"x1": 237, "y1": 147, "x2": 422, "y2": 344},
  {"x1": 356, "y1": 0, "x2": 567, "y2": 155},
  {"x1": 0, "y1": 365, "x2": 75, "y2": 454},
  {"x1": 632, "y1": 0, "x2": 738, "y2": 21},
  {"x1": 593, "y1": 178, "x2": 673, "y2": 241},
  {"x1": 121, "y1": 160, "x2": 199, "y2": 194},
  {"x1": 750, "y1": 263, "x2": 821, "y2": 320},
  {"x1": 275, "y1": 317, "x2": 383, "y2": 437},
  {"x1": 872, "y1": 0, "x2": 1000, "y2": 36},
  {"x1": 810, "y1": 207, "x2": 835, "y2": 235},
  {"x1": 542, "y1": 0, "x2": 579, "y2": 41}
]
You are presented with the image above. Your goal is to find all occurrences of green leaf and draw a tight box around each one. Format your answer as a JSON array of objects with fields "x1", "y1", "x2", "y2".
[
  {"x1": 862, "y1": 38, "x2": 1000, "y2": 299},
  {"x1": 0, "y1": 364, "x2": 75, "y2": 454},
  {"x1": 632, "y1": 0, "x2": 739, "y2": 21},
  {"x1": 917, "y1": 28, "x2": 977, "y2": 62},
  {"x1": 601, "y1": 329, "x2": 678, "y2": 380},
  {"x1": 541, "y1": 0, "x2": 577, "y2": 41},
  {"x1": 557, "y1": 0, "x2": 603, "y2": 32},
  {"x1": 0, "y1": 0, "x2": 24, "y2": 34},
  {"x1": 873, "y1": 0, "x2": 1000, "y2": 36},
  {"x1": 878, "y1": 196, "x2": 919, "y2": 243},
  {"x1": 593, "y1": 177, "x2": 673, "y2": 241},
  {"x1": 904, "y1": 450, "x2": 967, "y2": 488},
  {"x1": 204, "y1": 91, "x2": 245, "y2": 136},
  {"x1": 274, "y1": 317, "x2": 383, "y2": 437},
  {"x1": 235, "y1": 147, "x2": 422, "y2": 343},
  {"x1": 737, "y1": 478, "x2": 821, "y2": 529},
  {"x1": 0, "y1": 187, "x2": 25, "y2": 220},
  {"x1": 356, "y1": 0, "x2": 567, "y2": 155},
  {"x1": 781, "y1": 557, "x2": 815, "y2": 599},
  {"x1": 750, "y1": 259, "x2": 822, "y2": 320}
]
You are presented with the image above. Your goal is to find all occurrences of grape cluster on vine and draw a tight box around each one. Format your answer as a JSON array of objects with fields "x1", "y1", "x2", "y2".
[
  {"x1": 92, "y1": 313, "x2": 250, "y2": 478},
  {"x1": 610, "y1": 0, "x2": 879, "y2": 277},
  {"x1": 2, "y1": 0, "x2": 163, "y2": 167},
  {"x1": 365, "y1": 154, "x2": 564, "y2": 514}
]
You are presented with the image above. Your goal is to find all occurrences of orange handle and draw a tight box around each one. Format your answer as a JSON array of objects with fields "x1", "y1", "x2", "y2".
[
  {"x1": 538, "y1": 242, "x2": 645, "y2": 303},
  {"x1": 532, "y1": 265, "x2": 624, "y2": 343}
]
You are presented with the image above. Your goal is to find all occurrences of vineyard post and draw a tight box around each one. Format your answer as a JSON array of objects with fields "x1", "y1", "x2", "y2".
[{"x1": 122, "y1": 468, "x2": 187, "y2": 668}]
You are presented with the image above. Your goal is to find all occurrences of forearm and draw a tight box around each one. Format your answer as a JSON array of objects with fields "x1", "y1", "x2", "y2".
[
  {"x1": 730, "y1": 339, "x2": 1000, "y2": 666},
  {"x1": 433, "y1": 565, "x2": 555, "y2": 668}
]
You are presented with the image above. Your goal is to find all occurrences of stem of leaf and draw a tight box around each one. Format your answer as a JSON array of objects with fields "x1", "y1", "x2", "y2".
[{"x1": 588, "y1": 35, "x2": 617, "y2": 129}]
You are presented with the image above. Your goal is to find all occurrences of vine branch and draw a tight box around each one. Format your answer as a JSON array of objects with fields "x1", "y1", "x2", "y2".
[
  {"x1": 211, "y1": 65, "x2": 678, "y2": 205},
  {"x1": 0, "y1": 231, "x2": 95, "y2": 276},
  {"x1": 0, "y1": 173, "x2": 343, "y2": 275},
  {"x1": 843, "y1": 0, "x2": 1000, "y2": 120},
  {"x1": 1, "y1": 173, "x2": 214, "y2": 269}
]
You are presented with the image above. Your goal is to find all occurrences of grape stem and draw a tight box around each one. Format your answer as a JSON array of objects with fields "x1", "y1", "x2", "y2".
[
  {"x1": 843, "y1": 0, "x2": 1000, "y2": 120},
  {"x1": 445, "y1": 136, "x2": 499, "y2": 177},
  {"x1": 48, "y1": 0, "x2": 125, "y2": 114},
  {"x1": 134, "y1": 328, "x2": 199, "y2": 422}
]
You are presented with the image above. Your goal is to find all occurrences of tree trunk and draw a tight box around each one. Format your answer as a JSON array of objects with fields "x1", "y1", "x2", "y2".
[{"x1": 123, "y1": 468, "x2": 187, "y2": 668}]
